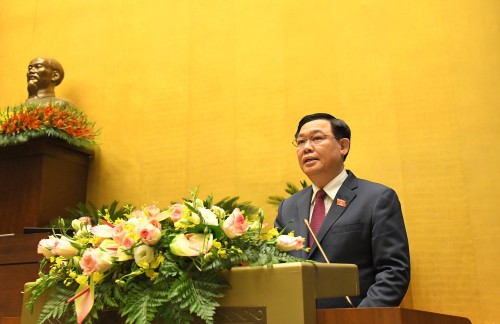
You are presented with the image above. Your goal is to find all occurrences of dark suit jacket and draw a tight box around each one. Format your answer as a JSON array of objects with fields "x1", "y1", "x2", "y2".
[{"x1": 275, "y1": 170, "x2": 410, "y2": 308}]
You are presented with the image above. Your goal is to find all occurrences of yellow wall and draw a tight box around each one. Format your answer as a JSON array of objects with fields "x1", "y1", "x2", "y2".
[{"x1": 1, "y1": 1, "x2": 499, "y2": 323}]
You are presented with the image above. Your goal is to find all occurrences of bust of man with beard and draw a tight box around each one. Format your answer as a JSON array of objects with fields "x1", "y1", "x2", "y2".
[{"x1": 26, "y1": 57, "x2": 73, "y2": 105}]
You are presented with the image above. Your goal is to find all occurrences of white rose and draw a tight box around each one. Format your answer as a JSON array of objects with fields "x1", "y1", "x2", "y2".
[{"x1": 199, "y1": 207, "x2": 219, "y2": 226}]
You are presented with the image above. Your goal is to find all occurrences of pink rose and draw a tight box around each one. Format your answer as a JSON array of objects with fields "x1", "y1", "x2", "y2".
[
  {"x1": 149, "y1": 218, "x2": 162, "y2": 230},
  {"x1": 131, "y1": 210, "x2": 146, "y2": 219},
  {"x1": 170, "y1": 233, "x2": 213, "y2": 256},
  {"x1": 121, "y1": 237, "x2": 135, "y2": 249},
  {"x1": 222, "y1": 208, "x2": 249, "y2": 239},
  {"x1": 52, "y1": 238, "x2": 80, "y2": 258},
  {"x1": 109, "y1": 223, "x2": 136, "y2": 248},
  {"x1": 139, "y1": 223, "x2": 161, "y2": 246},
  {"x1": 166, "y1": 204, "x2": 185, "y2": 222},
  {"x1": 276, "y1": 235, "x2": 305, "y2": 251},
  {"x1": 112, "y1": 223, "x2": 127, "y2": 244},
  {"x1": 37, "y1": 237, "x2": 57, "y2": 258},
  {"x1": 79, "y1": 248, "x2": 113, "y2": 275},
  {"x1": 78, "y1": 216, "x2": 93, "y2": 225},
  {"x1": 143, "y1": 205, "x2": 160, "y2": 218}
]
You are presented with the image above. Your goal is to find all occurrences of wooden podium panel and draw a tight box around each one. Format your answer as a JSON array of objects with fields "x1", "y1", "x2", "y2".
[
  {"x1": 0, "y1": 318, "x2": 20, "y2": 324},
  {"x1": 0, "y1": 138, "x2": 93, "y2": 234},
  {"x1": 0, "y1": 233, "x2": 46, "y2": 318},
  {"x1": 317, "y1": 307, "x2": 472, "y2": 324}
]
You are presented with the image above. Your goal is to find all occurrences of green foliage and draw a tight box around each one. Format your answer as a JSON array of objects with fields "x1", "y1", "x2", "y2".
[
  {"x1": 214, "y1": 196, "x2": 258, "y2": 216},
  {"x1": 65, "y1": 200, "x2": 133, "y2": 224},
  {"x1": 45, "y1": 200, "x2": 132, "y2": 229},
  {"x1": 198, "y1": 193, "x2": 259, "y2": 217},
  {"x1": 93, "y1": 281, "x2": 123, "y2": 308},
  {"x1": 120, "y1": 283, "x2": 166, "y2": 324},
  {"x1": 37, "y1": 285, "x2": 74, "y2": 324},
  {"x1": 166, "y1": 271, "x2": 227, "y2": 324},
  {"x1": 26, "y1": 260, "x2": 63, "y2": 312},
  {"x1": 158, "y1": 306, "x2": 194, "y2": 324},
  {"x1": 267, "y1": 180, "x2": 309, "y2": 207}
]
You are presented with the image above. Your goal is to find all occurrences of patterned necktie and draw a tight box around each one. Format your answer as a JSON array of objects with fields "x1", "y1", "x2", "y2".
[{"x1": 309, "y1": 189, "x2": 327, "y2": 248}]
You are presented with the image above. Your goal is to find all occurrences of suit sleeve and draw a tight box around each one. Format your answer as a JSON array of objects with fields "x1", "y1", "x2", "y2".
[
  {"x1": 274, "y1": 200, "x2": 286, "y2": 232},
  {"x1": 358, "y1": 188, "x2": 411, "y2": 307}
]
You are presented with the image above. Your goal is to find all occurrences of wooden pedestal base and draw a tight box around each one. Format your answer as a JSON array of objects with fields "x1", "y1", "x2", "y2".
[{"x1": 0, "y1": 138, "x2": 93, "y2": 234}]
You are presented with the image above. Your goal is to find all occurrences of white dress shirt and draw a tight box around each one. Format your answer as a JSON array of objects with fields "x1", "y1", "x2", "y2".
[{"x1": 309, "y1": 169, "x2": 348, "y2": 221}]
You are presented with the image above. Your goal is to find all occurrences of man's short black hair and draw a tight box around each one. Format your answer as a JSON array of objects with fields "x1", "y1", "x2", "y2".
[{"x1": 295, "y1": 113, "x2": 351, "y2": 140}]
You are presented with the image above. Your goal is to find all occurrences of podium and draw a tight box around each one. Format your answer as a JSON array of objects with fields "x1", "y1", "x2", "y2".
[
  {"x1": 0, "y1": 233, "x2": 46, "y2": 318},
  {"x1": 317, "y1": 307, "x2": 472, "y2": 324},
  {"x1": 18, "y1": 262, "x2": 472, "y2": 324},
  {"x1": 217, "y1": 262, "x2": 359, "y2": 323}
]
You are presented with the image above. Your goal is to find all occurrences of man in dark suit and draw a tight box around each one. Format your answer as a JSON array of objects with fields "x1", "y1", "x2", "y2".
[{"x1": 275, "y1": 113, "x2": 410, "y2": 308}]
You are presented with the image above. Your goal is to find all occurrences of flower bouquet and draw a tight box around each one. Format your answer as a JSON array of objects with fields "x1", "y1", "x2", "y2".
[
  {"x1": 0, "y1": 102, "x2": 98, "y2": 149},
  {"x1": 26, "y1": 190, "x2": 306, "y2": 324}
]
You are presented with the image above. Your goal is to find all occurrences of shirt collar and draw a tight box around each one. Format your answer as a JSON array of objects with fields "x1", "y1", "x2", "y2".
[{"x1": 311, "y1": 169, "x2": 348, "y2": 203}]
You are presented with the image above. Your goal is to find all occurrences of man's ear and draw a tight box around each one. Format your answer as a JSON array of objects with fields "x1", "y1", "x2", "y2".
[
  {"x1": 339, "y1": 138, "x2": 350, "y2": 156},
  {"x1": 51, "y1": 70, "x2": 61, "y2": 83}
]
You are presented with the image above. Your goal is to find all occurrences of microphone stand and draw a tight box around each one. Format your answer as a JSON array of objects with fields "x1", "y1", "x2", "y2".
[{"x1": 304, "y1": 219, "x2": 355, "y2": 308}]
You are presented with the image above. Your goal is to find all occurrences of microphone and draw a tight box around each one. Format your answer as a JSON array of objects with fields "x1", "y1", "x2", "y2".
[{"x1": 304, "y1": 219, "x2": 355, "y2": 308}]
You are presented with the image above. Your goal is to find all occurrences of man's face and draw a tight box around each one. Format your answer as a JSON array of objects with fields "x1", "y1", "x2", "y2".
[
  {"x1": 27, "y1": 58, "x2": 53, "y2": 90},
  {"x1": 296, "y1": 119, "x2": 350, "y2": 187}
]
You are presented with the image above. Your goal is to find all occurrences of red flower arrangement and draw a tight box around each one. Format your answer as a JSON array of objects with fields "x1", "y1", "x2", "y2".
[{"x1": 0, "y1": 102, "x2": 98, "y2": 149}]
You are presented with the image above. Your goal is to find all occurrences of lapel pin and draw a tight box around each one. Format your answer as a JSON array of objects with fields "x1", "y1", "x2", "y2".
[{"x1": 336, "y1": 198, "x2": 347, "y2": 207}]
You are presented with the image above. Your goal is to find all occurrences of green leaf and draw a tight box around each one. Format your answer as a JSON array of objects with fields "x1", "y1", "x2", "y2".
[
  {"x1": 166, "y1": 271, "x2": 228, "y2": 324},
  {"x1": 267, "y1": 180, "x2": 309, "y2": 207},
  {"x1": 37, "y1": 285, "x2": 75, "y2": 324},
  {"x1": 119, "y1": 282, "x2": 167, "y2": 324}
]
